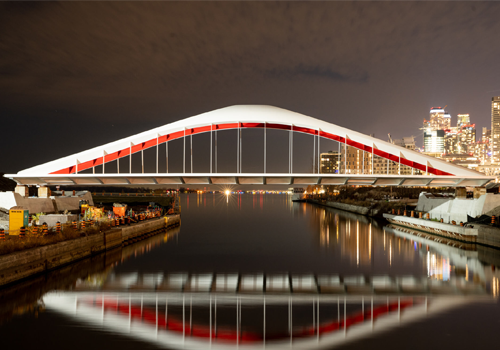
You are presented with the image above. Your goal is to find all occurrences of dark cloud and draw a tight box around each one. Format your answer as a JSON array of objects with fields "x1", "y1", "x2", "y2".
[
  {"x1": 0, "y1": 1, "x2": 500, "y2": 173},
  {"x1": 264, "y1": 64, "x2": 369, "y2": 83}
]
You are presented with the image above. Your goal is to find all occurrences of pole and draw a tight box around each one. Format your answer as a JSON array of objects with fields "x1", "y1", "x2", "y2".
[
  {"x1": 362, "y1": 150, "x2": 365, "y2": 174},
  {"x1": 313, "y1": 132, "x2": 316, "y2": 173},
  {"x1": 166, "y1": 141, "x2": 168, "y2": 173},
  {"x1": 317, "y1": 131, "x2": 320, "y2": 174},
  {"x1": 129, "y1": 143, "x2": 132, "y2": 173},
  {"x1": 338, "y1": 141, "x2": 341, "y2": 174},
  {"x1": 240, "y1": 126, "x2": 242, "y2": 173},
  {"x1": 215, "y1": 129, "x2": 218, "y2": 173},
  {"x1": 344, "y1": 136, "x2": 347, "y2": 175},
  {"x1": 371, "y1": 297, "x2": 373, "y2": 329},
  {"x1": 371, "y1": 145, "x2": 374, "y2": 175},
  {"x1": 264, "y1": 123, "x2": 267, "y2": 173},
  {"x1": 289, "y1": 296, "x2": 292, "y2": 345},
  {"x1": 316, "y1": 297, "x2": 319, "y2": 341},
  {"x1": 344, "y1": 297, "x2": 346, "y2": 337},
  {"x1": 141, "y1": 150, "x2": 144, "y2": 174},
  {"x1": 210, "y1": 295, "x2": 212, "y2": 346},
  {"x1": 290, "y1": 125, "x2": 293, "y2": 174},
  {"x1": 289, "y1": 129, "x2": 291, "y2": 173},
  {"x1": 183, "y1": 295, "x2": 185, "y2": 342},
  {"x1": 190, "y1": 134, "x2": 193, "y2": 173},
  {"x1": 237, "y1": 123, "x2": 239, "y2": 173},
  {"x1": 183, "y1": 129, "x2": 186, "y2": 173},
  {"x1": 263, "y1": 296, "x2": 266, "y2": 346},
  {"x1": 210, "y1": 125, "x2": 213, "y2": 174},
  {"x1": 156, "y1": 136, "x2": 158, "y2": 174}
]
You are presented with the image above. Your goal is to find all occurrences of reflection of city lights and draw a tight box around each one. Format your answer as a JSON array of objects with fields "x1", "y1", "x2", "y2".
[
  {"x1": 369, "y1": 223, "x2": 372, "y2": 260},
  {"x1": 384, "y1": 230, "x2": 386, "y2": 250},
  {"x1": 356, "y1": 221, "x2": 359, "y2": 266},
  {"x1": 389, "y1": 240, "x2": 392, "y2": 266},
  {"x1": 493, "y1": 277, "x2": 499, "y2": 297},
  {"x1": 427, "y1": 252, "x2": 450, "y2": 281}
]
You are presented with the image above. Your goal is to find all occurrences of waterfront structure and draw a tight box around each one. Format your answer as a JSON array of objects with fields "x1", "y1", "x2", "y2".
[
  {"x1": 492, "y1": 97, "x2": 500, "y2": 163},
  {"x1": 6, "y1": 105, "x2": 492, "y2": 187},
  {"x1": 320, "y1": 151, "x2": 340, "y2": 173}
]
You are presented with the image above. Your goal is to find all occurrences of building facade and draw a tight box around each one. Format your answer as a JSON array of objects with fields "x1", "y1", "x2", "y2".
[
  {"x1": 424, "y1": 129, "x2": 445, "y2": 153},
  {"x1": 339, "y1": 145, "x2": 371, "y2": 174},
  {"x1": 320, "y1": 151, "x2": 340, "y2": 174},
  {"x1": 423, "y1": 107, "x2": 451, "y2": 131},
  {"x1": 492, "y1": 97, "x2": 500, "y2": 163}
]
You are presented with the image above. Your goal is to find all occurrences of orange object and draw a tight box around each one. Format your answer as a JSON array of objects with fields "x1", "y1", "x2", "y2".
[{"x1": 113, "y1": 207, "x2": 126, "y2": 217}]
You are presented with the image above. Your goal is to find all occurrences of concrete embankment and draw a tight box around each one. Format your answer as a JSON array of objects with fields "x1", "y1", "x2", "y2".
[
  {"x1": 306, "y1": 199, "x2": 384, "y2": 217},
  {"x1": 384, "y1": 213, "x2": 500, "y2": 249},
  {"x1": 0, "y1": 214, "x2": 180, "y2": 287}
]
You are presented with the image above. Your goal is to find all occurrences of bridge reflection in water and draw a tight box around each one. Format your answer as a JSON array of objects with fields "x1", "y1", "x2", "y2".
[{"x1": 44, "y1": 290, "x2": 481, "y2": 350}]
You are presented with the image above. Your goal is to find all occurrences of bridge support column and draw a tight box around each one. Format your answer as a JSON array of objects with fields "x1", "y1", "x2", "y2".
[
  {"x1": 473, "y1": 187, "x2": 486, "y2": 198},
  {"x1": 38, "y1": 186, "x2": 50, "y2": 198},
  {"x1": 455, "y1": 187, "x2": 467, "y2": 199},
  {"x1": 15, "y1": 185, "x2": 29, "y2": 197}
]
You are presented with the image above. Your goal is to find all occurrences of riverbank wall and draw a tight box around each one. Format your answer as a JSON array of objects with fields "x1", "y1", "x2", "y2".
[
  {"x1": 0, "y1": 214, "x2": 180, "y2": 287},
  {"x1": 383, "y1": 213, "x2": 500, "y2": 249},
  {"x1": 306, "y1": 199, "x2": 384, "y2": 217}
]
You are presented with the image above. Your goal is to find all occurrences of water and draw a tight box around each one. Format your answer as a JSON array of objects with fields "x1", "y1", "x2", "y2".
[{"x1": 1, "y1": 193, "x2": 499, "y2": 349}]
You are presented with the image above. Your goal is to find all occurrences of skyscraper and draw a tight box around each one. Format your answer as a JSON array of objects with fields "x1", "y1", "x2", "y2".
[
  {"x1": 424, "y1": 129, "x2": 445, "y2": 153},
  {"x1": 457, "y1": 114, "x2": 470, "y2": 127},
  {"x1": 424, "y1": 107, "x2": 449, "y2": 130},
  {"x1": 491, "y1": 97, "x2": 500, "y2": 163}
]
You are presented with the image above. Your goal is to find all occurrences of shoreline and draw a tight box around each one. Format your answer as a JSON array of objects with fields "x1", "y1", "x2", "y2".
[
  {"x1": 305, "y1": 198, "x2": 387, "y2": 218},
  {"x1": 305, "y1": 198, "x2": 500, "y2": 249},
  {"x1": 0, "y1": 214, "x2": 181, "y2": 288}
]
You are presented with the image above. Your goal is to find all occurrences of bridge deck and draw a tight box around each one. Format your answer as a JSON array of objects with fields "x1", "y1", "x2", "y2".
[{"x1": 7, "y1": 173, "x2": 492, "y2": 187}]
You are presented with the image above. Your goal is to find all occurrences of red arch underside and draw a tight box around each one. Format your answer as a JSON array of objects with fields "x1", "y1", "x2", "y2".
[
  {"x1": 85, "y1": 297, "x2": 417, "y2": 343},
  {"x1": 50, "y1": 123, "x2": 453, "y2": 176}
]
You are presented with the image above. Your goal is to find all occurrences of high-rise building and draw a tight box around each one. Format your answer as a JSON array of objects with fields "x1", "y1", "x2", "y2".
[
  {"x1": 457, "y1": 114, "x2": 470, "y2": 127},
  {"x1": 339, "y1": 145, "x2": 371, "y2": 174},
  {"x1": 459, "y1": 124, "x2": 476, "y2": 154},
  {"x1": 424, "y1": 107, "x2": 450, "y2": 131},
  {"x1": 492, "y1": 97, "x2": 500, "y2": 163},
  {"x1": 444, "y1": 128, "x2": 460, "y2": 154},
  {"x1": 320, "y1": 151, "x2": 340, "y2": 173},
  {"x1": 424, "y1": 129, "x2": 445, "y2": 153}
]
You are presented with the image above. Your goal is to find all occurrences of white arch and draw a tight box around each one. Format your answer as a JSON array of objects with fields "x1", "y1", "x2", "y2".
[{"x1": 6, "y1": 105, "x2": 493, "y2": 186}]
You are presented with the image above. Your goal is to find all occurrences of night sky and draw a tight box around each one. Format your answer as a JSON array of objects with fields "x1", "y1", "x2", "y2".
[{"x1": 1, "y1": 1, "x2": 500, "y2": 174}]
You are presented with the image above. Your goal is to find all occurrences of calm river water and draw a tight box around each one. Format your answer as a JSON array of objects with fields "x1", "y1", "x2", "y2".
[{"x1": 1, "y1": 193, "x2": 499, "y2": 350}]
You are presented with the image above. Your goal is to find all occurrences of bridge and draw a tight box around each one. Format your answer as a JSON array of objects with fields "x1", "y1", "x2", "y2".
[
  {"x1": 43, "y1": 290, "x2": 488, "y2": 350},
  {"x1": 6, "y1": 105, "x2": 493, "y2": 187}
]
